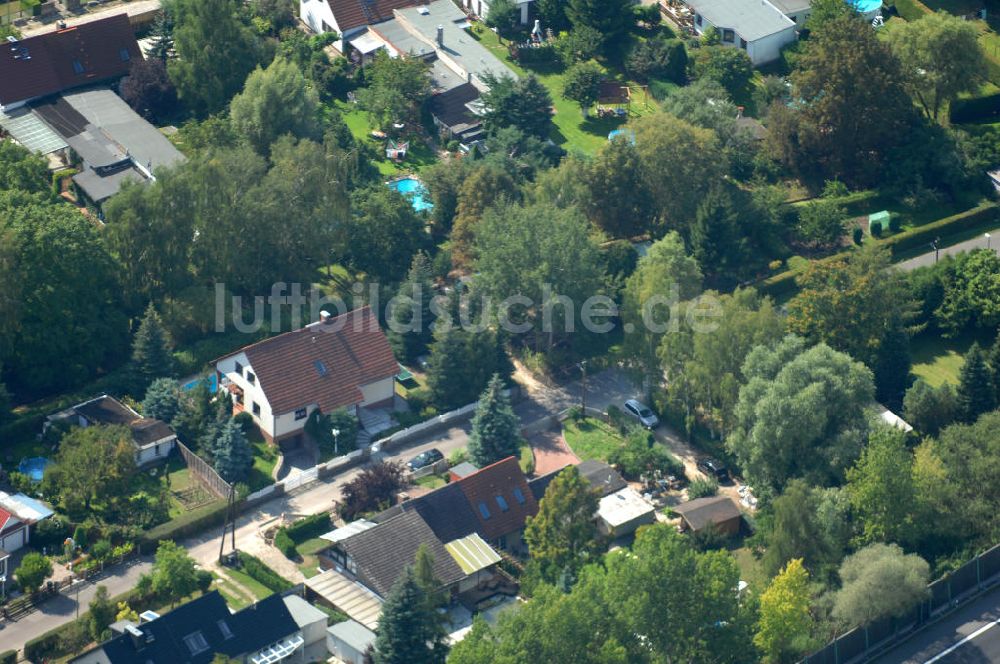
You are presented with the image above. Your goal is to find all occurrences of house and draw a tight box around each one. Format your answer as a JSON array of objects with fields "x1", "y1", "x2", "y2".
[
  {"x1": 72, "y1": 590, "x2": 328, "y2": 664},
  {"x1": 0, "y1": 548, "x2": 9, "y2": 595},
  {"x1": 0, "y1": 14, "x2": 141, "y2": 112},
  {"x1": 29, "y1": 87, "x2": 186, "y2": 205},
  {"x1": 0, "y1": 492, "x2": 55, "y2": 553},
  {"x1": 299, "y1": 0, "x2": 421, "y2": 54},
  {"x1": 674, "y1": 495, "x2": 742, "y2": 536},
  {"x1": 450, "y1": 456, "x2": 539, "y2": 551},
  {"x1": 766, "y1": 0, "x2": 811, "y2": 26},
  {"x1": 460, "y1": 0, "x2": 534, "y2": 24},
  {"x1": 312, "y1": 510, "x2": 506, "y2": 625},
  {"x1": 428, "y1": 82, "x2": 484, "y2": 143},
  {"x1": 327, "y1": 620, "x2": 377, "y2": 664},
  {"x1": 214, "y1": 306, "x2": 399, "y2": 449},
  {"x1": 448, "y1": 460, "x2": 480, "y2": 482},
  {"x1": 48, "y1": 394, "x2": 178, "y2": 466},
  {"x1": 597, "y1": 487, "x2": 656, "y2": 538},
  {"x1": 685, "y1": 0, "x2": 797, "y2": 65}
]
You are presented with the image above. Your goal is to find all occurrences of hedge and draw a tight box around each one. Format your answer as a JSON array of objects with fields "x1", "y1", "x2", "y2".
[
  {"x1": 0, "y1": 650, "x2": 16, "y2": 664},
  {"x1": 950, "y1": 91, "x2": 1000, "y2": 124},
  {"x1": 237, "y1": 551, "x2": 294, "y2": 593},
  {"x1": 284, "y1": 512, "x2": 332, "y2": 544},
  {"x1": 140, "y1": 497, "x2": 230, "y2": 547},
  {"x1": 274, "y1": 528, "x2": 297, "y2": 559},
  {"x1": 882, "y1": 202, "x2": 999, "y2": 257}
]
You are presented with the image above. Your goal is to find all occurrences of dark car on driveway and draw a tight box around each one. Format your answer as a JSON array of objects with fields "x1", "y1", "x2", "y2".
[
  {"x1": 407, "y1": 448, "x2": 444, "y2": 471},
  {"x1": 697, "y1": 457, "x2": 729, "y2": 483}
]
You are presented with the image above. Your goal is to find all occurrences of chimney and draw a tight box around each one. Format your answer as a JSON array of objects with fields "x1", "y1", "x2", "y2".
[
  {"x1": 125, "y1": 624, "x2": 145, "y2": 650},
  {"x1": 436, "y1": 25, "x2": 444, "y2": 47},
  {"x1": 320, "y1": 310, "x2": 332, "y2": 324}
]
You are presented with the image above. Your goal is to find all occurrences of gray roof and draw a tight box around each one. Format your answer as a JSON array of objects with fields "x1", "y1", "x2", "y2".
[
  {"x1": 373, "y1": 481, "x2": 480, "y2": 543},
  {"x1": 71, "y1": 167, "x2": 144, "y2": 202},
  {"x1": 674, "y1": 496, "x2": 742, "y2": 532},
  {"x1": 0, "y1": 108, "x2": 67, "y2": 155},
  {"x1": 395, "y1": 0, "x2": 516, "y2": 90},
  {"x1": 327, "y1": 619, "x2": 377, "y2": 652},
  {"x1": 61, "y1": 88, "x2": 185, "y2": 175},
  {"x1": 370, "y1": 18, "x2": 434, "y2": 59},
  {"x1": 688, "y1": 0, "x2": 796, "y2": 41},
  {"x1": 282, "y1": 594, "x2": 328, "y2": 629},
  {"x1": 577, "y1": 460, "x2": 628, "y2": 497},
  {"x1": 766, "y1": 0, "x2": 811, "y2": 15}
]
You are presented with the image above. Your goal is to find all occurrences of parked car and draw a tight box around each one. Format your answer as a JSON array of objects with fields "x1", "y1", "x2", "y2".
[
  {"x1": 407, "y1": 448, "x2": 443, "y2": 471},
  {"x1": 697, "y1": 457, "x2": 729, "y2": 483},
  {"x1": 624, "y1": 399, "x2": 660, "y2": 429}
]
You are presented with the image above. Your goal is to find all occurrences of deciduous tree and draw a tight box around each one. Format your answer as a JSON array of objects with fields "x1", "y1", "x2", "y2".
[
  {"x1": 151, "y1": 541, "x2": 199, "y2": 606},
  {"x1": 357, "y1": 50, "x2": 431, "y2": 131},
  {"x1": 480, "y1": 74, "x2": 553, "y2": 139},
  {"x1": 562, "y1": 61, "x2": 603, "y2": 117},
  {"x1": 755, "y1": 559, "x2": 814, "y2": 663},
  {"x1": 902, "y1": 379, "x2": 958, "y2": 437},
  {"x1": 89, "y1": 585, "x2": 117, "y2": 641},
  {"x1": 230, "y1": 58, "x2": 320, "y2": 155},
  {"x1": 566, "y1": 0, "x2": 632, "y2": 51},
  {"x1": 388, "y1": 253, "x2": 435, "y2": 362},
  {"x1": 692, "y1": 46, "x2": 754, "y2": 101},
  {"x1": 15, "y1": 552, "x2": 52, "y2": 593},
  {"x1": 340, "y1": 461, "x2": 408, "y2": 520},
  {"x1": 846, "y1": 425, "x2": 915, "y2": 545},
  {"x1": 45, "y1": 426, "x2": 136, "y2": 516},
  {"x1": 484, "y1": 0, "x2": 519, "y2": 42},
  {"x1": 119, "y1": 58, "x2": 178, "y2": 123},
  {"x1": 831, "y1": 544, "x2": 929, "y2": 627},
  {"x1": 341, "y1": 185, "x2": 427, "y2": 284}
]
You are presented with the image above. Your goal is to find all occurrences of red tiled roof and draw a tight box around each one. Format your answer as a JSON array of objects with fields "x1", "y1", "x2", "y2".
[
  {"x1": 456, "y1": 457, "x2": 538, "y2": 542},
  {"x1": 0, "y1": 507, "x2": 12, "y2": 535},
  {"x1": 218, "y1": 307, "x2": 399, "y2": 416},
  {"x1": 328, "y1": 0, "x2": 422, "y2": 33},
  {"x1": 0, "y1": 14, "x2": 141, "y2": 108}
]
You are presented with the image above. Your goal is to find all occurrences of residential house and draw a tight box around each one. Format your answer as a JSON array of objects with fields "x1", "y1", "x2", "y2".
[
  {"x1": 685, "y1": 0, "x2": 797, "y2": 65},
  {"x1": 0, "y1": 491, "x2": 54, "y2": 552},
  {"x1": 214, "y1": 306, "x2": 399, "y2": 450},
  {"x1": 30, "y1": 87, "x2": 185, "y2": 205},
  {"x1": 460, "y1": 0, "x2": 534, "y2": 24},
  {"x1": 0, "y1": 14, "x2": 141, "y2": 113},
  {"x1": 766, "y1": 0, "x2": 811, "y2": 26},
  {"x1": 72, "y1": 590, "x2": 328, "y2": 664},
  {"x1": 674, "y1": 495, "x2": 743, "y2": 536},
  {"x1": 299, "y1": 0, "x2": 422, "y2": 54},
  {"x1": 0, "y1": 548, "x2": 9, "y2": 595},
  {"x1": 47, "y1": 394, "x2": 178, "y2": 467}
]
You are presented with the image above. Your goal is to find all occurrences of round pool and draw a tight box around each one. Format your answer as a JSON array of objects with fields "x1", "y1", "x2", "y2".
[
  {"x1": 390, "y1": 177, "x2": 434, "y2": 212},
  {"x1": 852, "y1": 0, "x2": 883, "y2": 14}
]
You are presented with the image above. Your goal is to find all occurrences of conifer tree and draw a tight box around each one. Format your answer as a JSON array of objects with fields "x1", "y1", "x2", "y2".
[
  {"x1": 468, "y1": 374, "x2": 520, "y2": 467},
  {"x1": 373, "y1": 566, "x2": 448, "y2": 664},
  {"x1": 142, "y1": 378, "x2": 181, "y2": 423},
  {"x1": 211, "y1": 419, "x2": 253, "y2": 483},
  {"x1": 388, "y1": 253, "x2": 435, "y2": 362},
  {"x1": 957, "y1": 342, "x2": 997, "y2": 423},
  {"x1": 131, "y1": 303, "x2": 173, "y2": 390}
]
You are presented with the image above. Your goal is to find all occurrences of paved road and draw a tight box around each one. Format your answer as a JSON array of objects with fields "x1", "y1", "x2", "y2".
[
  {"x1": 870, "y1": 585, "x2": 1000, "y2": 664},
  {"x1": 1, "y1": 368, "x2": 639, "y2": 653},
  {"x1": 896, "y1": 229, "x2": 1000, "y2": 272}
]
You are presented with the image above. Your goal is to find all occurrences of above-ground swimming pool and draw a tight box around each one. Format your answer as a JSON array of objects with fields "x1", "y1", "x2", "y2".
[
  {"x1": 608, "y1": 128, "x2": 636, "y2": 144},
  {"x1": 18, "y1": 456, "x2": 49, "y2": 482},
  {"x1": 390, "y1": 177, "x2": 434, "y2": 212},
  {"x1": 852, "y1": 0, "x2": 883, "y2": 14}
]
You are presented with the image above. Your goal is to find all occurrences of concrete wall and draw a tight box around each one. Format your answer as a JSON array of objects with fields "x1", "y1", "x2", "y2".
[
  {"x1": 746, "y1": 25, "x2": 796, "y2": 65},
  {"x1": 359, "y1": 377, "x2": 395, "y2": 407}
]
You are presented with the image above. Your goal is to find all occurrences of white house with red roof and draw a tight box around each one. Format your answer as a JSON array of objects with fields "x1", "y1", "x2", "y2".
[
  {"x1": 214, "y1": 307, "x2": 399, "y2": 448},
  {"x1": 0, "y1": 491, "x2": 54, "y2": 552}
]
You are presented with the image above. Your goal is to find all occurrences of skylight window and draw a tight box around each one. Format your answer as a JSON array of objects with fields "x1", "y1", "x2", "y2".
[
  {"x1": 495, "y1": 495, "x2": 509, "y2": 512},
  {"x1": 314, "y1": 360, "x2": 328, "y2": 376},
  {"x1": 217, "y1": 619, "x2": 234, "y2": 640},
  {"x1": 512, "y1": 487, "x2": 526, "y2": 504},
  {"x1": 478, "y1": 501, "x2": 491, "y2": 519},
  {"x1": 119, "y1": 48, "x2": 130, "y2": 62},
  {"x1": 183, "y1": 631, "x2": 209, "y2": 655},
  {"x1": 72, "y1": 60, "x2": 83, "y2": 74}
]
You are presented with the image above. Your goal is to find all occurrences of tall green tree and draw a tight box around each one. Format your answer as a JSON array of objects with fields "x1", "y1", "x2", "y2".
[
  {"x1": 692, "y1": 46, "x2": 754, "y2": 101},
  {"x1": 846, "y1": 425, "x2": 915, "y2": 545},
  {"x1": 210, "y1": 419, "x2": 253, "y2": 483},
  {"x1": 230, "y1": 58, "x2": 320, "y2": 155},
  {"x1": 15, "y1": 552, "x2": 53, "y2": 593},
  {"x1": 0, "y1": 139, "x2": 49, "y2": 194},
  {"x1": 341, "y1": 185, "x2": 426, "y2": 284},
  {"x1": 888, "y1": 13, "x2": 984, "y2": 121},
  {"x1": 566, "y1": 0, "x2": 632, "y2": 50},
  {"x1": 479, "y1": 74, "x2": 554, "y2": 139},
  {"x1": 357, "y1": 50, "x2": 432, "y2": 131},
  {"x1": 387, "y1": 253, "x2": 435, "y2": 362},
  {"x1": 132, "y1": 303, "x2": 174, "y2": 390},
  {"x1": 536, "y1": 0, "x2": 570, "y2": 31},
  {"x1": 689, "y1": 185, "x2": 751, "y2": 285},
  {"x1": 755, "y1": 559, "x2": 814, "y2": 664},
  {"x1": 956, "y1": 342, "x2": 997, "y2": 422},
  {"x1": 562, "y1": 61, "x2": 604, "y2": 117},
  {"x1": 831, "y1": 544, "x2": 929, "y2": 628},
  {"x1": 89, "y1": 585, "x2": 117, "y2": 641},
  {"x1": 760, "y1": 480, "x2": 849, "y2": 579},
  {"x1": 146, "y1": 11, "x2": 174, "y2": 62},
  {"x1": 727, "y1": 336, "x2": 874, "y2": 496},
  {"x1": 468, "y1": 375, "x2": 520, "y2": 467},
  {"x1": 151, "y1": 541, "x2": 199, "y2": 606},
  {"x1": 873, "y1": 319, "x2": 912, "y2": 411},
  {"x1": 373, "y1": 566, "x2": 449, "y2": 664},
  {"x1": 169, "y1": 0, "x2": 266, "y2": 115},
  {"x1": 989, "y1": 333, "x2": 1000, "y2": 397},
  {"x1": 484, "y1": 0, "x2": 519, "y2": 42},
  {"x1": 934, "y1": 249, "x2": 1000, "y2": 335},
  {"x1": 902, "y1": 379, "x2": 959, "y2": 437},
  {"x1": 142, "y1": 378, "x2": 182, "y2": 423},
  {"x1": 413, "y1": 543, "x2": 446, "y2": 609},
  {"x1": 524, "y1": 466, "x2": 601, "y2": 586},
  {"x1": 45, "y1": 426, "x2": 136, "y2": 517},
  {"x1": 796, "y1": 199, "x2": 847, "y2": 247},
  {"x1": 577, "y1": 134, "x2": 655, "y2": 238}
]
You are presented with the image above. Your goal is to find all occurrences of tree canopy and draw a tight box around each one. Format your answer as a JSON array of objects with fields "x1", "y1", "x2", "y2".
[
  {"x1": 831, "y1": 543, "x2": 930, "y2": 627},
  {"x1": 230, "y1": 58, "x2": 320, "y2": 155},
  {"x1": 468, "y1": 374, "x2": 521, "y2": 467}
]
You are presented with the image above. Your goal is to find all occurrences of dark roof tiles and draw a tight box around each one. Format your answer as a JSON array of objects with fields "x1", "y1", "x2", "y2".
[
  {"x1": 455, "y1": 457, "x2": 538, "y2": 542},
  {"x1": 327, "y1": 0, "x2": 422, "y2": 33}
]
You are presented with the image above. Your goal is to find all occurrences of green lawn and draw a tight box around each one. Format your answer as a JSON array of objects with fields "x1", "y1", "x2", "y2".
[
  {"x1": 910, "y1": 330, "x2": 995, "y2": 386},
  {"x1": 465, "y1": 26, "x2": 660, "y2": 154},
  {"x1": 563, "y1": 417, "x2": 626, "y2": 462},
  {"x1": 225, "y1": 567, "x2": 275, "y2": 601},
  {"x1": 414, "y1": 474, "x2": 447, "y2": 489},
  {"x1": 248, "y1": 432, "x2": 279, "y2": 491},
  {"x1": 295, "y1": 538, "x2": 329, "y2": 579},
  {"x1": 330, "y1": 100, "x2": 438, "y2": 175}
]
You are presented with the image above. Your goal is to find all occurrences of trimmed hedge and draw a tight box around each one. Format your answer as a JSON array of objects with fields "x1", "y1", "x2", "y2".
[
  {"x1": 274, "y1": 528, "x2": 297, "y2": 559},
  {"x1": 0, "y1": 650, "x2": 16, "y2": 664},
  {"x1": 882, "y1": 202, "x2": 999, "y2": 257},
  {"x1": 237, "y1": 551, "x2": 294, "y2": 593},
  {"x1": 950, "y1": 92, "x2": 1000, "y2": 124},
  {"x1": 284, "y1": 512, "x2": 331, "y2": 544},
  {"x1": 140, "y1": 497, "x2": 230, "y2": 547}
]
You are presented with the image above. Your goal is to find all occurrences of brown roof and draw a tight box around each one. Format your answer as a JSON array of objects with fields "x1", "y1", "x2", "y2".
[
  {"x1": 456, "y1": 457, "x2": 538, "y2": 542},
  {"x1": 673, "y1": 496, "x2": 741, "y2": 532},
  {"x1": 329, "y1": 0, "x2": 422, "y2": 33},
  {"x1": 338, "y1": 511, "x2": 466, "y2": 597},
  {"x1": 0, "y1": 14, "x2": 141, "y2": 108},
  {"x1": 75, "y1": 394, "x2": 138, "y2": 426},
  {"x1": 219, "y1": 306, "x2": 399, "y2": 416}
]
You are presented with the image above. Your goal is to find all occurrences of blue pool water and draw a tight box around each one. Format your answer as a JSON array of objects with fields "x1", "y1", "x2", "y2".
[
  {"x1": 390, "y1": 177, "x2": 434, "y2": 212},
  {"x1": 608, "y1": 128, "x2": 636, "y2": 144},
  {"x1": 182, "y1": 373, "x2": 218, "y2": 393},
  {"x1": 852, "y1": 0, "x2": 882, "y2": 13},
  {"x1": 18, "y1": 457, "x2": 49, "y2": 482}
]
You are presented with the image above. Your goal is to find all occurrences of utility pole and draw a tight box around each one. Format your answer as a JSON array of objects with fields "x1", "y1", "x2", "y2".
[
  {"x1": 579, "y1": 360, "x2": 588, "y2": 414},
  {"x1": 218, "y1": 483, "x2": 237, "y2": 564},
  {"x1": 929, "y1": 236, "x2": 940, "y2": 263}
]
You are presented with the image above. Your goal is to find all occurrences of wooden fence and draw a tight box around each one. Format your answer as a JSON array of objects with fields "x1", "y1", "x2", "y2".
[{"x1": 176, "y1": 441, "x2": 232, "y2": 499}]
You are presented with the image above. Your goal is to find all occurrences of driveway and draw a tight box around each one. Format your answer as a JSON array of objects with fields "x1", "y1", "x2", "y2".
[{"x1": 528, "y1": 430, "x2": 579, "y2": 476}]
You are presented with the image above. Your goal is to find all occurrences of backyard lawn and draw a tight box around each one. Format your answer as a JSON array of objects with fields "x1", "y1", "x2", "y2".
[
  {"x1": 296, "y1": 537, "x2": 330, "y2": 579},
  {"x1": 910, "y1": 329, "x2": 995, "y2": 387},
  {"x1": 330, "y1": 100, "x2": 438, "y2": 176},
  {"x1": 563, "y1": 417, "x2": 625, "y2": 462},
  {"x1": 466, "y1": 26, "x2": 660, "y2": 154}
]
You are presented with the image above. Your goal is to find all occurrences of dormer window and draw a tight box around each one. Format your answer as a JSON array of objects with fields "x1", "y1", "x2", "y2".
[
  {"x1": 119, "y1": 48, "x2": 130, "y2": 61},
  {"x1": 72, "y1": 60, "x2": 84, "y2": 74}
]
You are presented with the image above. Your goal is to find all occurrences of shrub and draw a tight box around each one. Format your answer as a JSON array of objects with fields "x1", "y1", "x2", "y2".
[
  {"x1": 238, "y1": 551, "x2": 294, "y2": 592},
  {"x1": 0, "y1": 650, "x2": 16, "y2": 664},
  {"x1": 881, "y1": 203, "x2": 998, "y2": 256},
  {"x1": 72, "y1": 524, "x2": 88, "y2": 549},
  {"x1": 196, "y1": 569, "x2": 213, "y2": 593},
  {"x1": 634, "y1": 3, "x2": 661, "y2": 24},
  {"x1": 274, "y1": 528, "x2": 297, "y2": 559},
  {"x1": 140, "y1": 498, "x2": 231, "y2": 547},
  {"x1": 233, "y1": 411, "x2": 256, "y2": 434},
  {"x1": 888, "y1": 215, "x2": 902, "y2": 233},
  {"x1": 33, "y1": 515, "x2": 71, "y2": 549},
  {"x1": 853, "y1": 227, "x2": 864, "y2": 245},
  {"x1": 91, "y1": 538, "x2": 113, "y2": 562},
  {"x1": 284, "y1": 512, "x2": 332, "y2": 544},
  {"x1": 870, "y1": 220, "x2": 883, "y2": 237},
  {"x1": 687, "y1": 477, "x2": 719, "y2": 499},
  {"x1": 608, "y1": 430, "x2": 684, "y2": 480}
]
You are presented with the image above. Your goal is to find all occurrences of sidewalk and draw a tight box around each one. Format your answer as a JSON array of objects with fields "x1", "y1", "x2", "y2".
[{"x1": 896, "y1": 228, "x2": 1000, "y2": 271}]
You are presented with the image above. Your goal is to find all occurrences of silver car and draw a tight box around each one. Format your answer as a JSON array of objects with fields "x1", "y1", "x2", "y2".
[{"x1": 624, "y1": 399, "x2": 659, "y2": 429}]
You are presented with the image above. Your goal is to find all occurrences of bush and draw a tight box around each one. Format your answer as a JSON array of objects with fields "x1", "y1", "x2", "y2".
[
  {"x1": 870, "y1": 220, "x2": 883, "y2": 237},
  {"x1": 238, "y1": 551, "x2": 294, "y2": 592},
  {"x1": 196, "y1": 569, "x2": 213, "y2": 593},
  {"x1": 91, "y1": 538, "x2": 112, "y2": 562},
  {"x1": 233, "y1": 411, "x2": 256, "y2": 435},
  {"x1": 852, "y1": 227, "x2": 864, "y2": 245},
  {"x1": 514, "y1": 42, "x2": 557, "y2": 64},
  {"x1": 882, "y1": 203, "x2": 998, "y2": 257},
  {"x1": 24, "y1": 617, "x2": 90, "y2": 662},
  {"x1": 687, "y1": 477, "x2": 719, "y2": 499},
  {"x1": 608, "y1": 430, "x2": 684, "y2": 480},
  {"x1": 33, "y1": 515, "x2": 71, "y2": 549},
  {"x1": 888, "y1": 215, "x2": 902, "y2": 233},
  {"x1": 0, "y1": 650, "x2": 15, "y2": 664},
  {"x1": 284, "y1": 512, "x2": 332, "y2": 544},
  {"x1": 140, "y1": 498, "x2": 230, "y2": 547},
  {"x1": 634, "y1": 3, "x2": 661, "y2": 24},
  {"x1": 274, "y1": 528, "x2": 297, "y2": 559}
]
